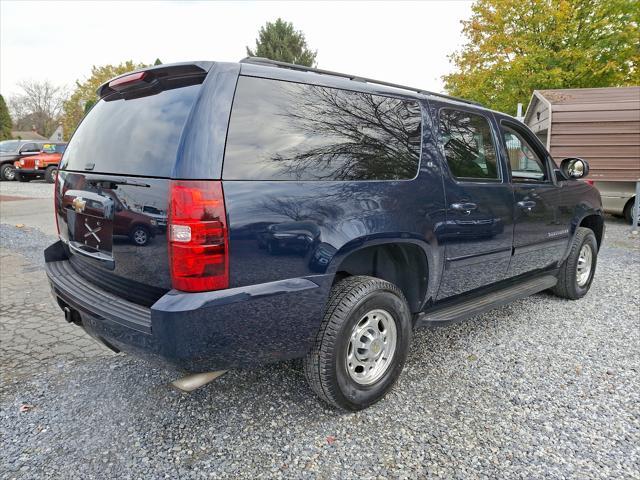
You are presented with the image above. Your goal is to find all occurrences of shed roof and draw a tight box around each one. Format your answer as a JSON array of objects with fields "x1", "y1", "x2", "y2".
[{"x1": 536, "y1": 86, "x2": 640, "y2": 105}]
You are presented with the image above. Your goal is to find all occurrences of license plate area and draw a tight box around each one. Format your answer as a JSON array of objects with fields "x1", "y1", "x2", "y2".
[{"x1": 72, "y1": 212, "x2": 113, "y2": 253}]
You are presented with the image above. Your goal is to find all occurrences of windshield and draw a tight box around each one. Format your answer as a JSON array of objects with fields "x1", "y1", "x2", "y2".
[
  {"x1": 42, "y1": 144, "x2": 67, "y2": 154},
  {"x1": 0, "y1": 140, "x2": 21, "y2": 153}
]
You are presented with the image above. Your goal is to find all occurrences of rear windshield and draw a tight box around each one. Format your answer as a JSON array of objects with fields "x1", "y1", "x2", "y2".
[{"x1": 62, "y1": 84, "x2": 201, "y2": 177}]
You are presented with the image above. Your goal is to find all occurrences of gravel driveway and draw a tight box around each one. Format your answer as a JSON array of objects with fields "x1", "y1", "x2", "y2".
[{"x1": 1, "y1": 208, "x2": 639, "y2": 478}]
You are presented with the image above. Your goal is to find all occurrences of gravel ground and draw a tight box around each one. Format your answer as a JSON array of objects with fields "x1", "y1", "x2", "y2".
[{"x1": 1, "y1": 218, "x2": 639, "y2": 479}]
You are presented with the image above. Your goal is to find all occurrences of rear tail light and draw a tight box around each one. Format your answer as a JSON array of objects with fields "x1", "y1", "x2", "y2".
[
  {"x1": 168, "y1": 180, "x2": 229, "y2": 292},
  {"x1": 584, "y1": 179, "x2": 594, "y2": 186}
]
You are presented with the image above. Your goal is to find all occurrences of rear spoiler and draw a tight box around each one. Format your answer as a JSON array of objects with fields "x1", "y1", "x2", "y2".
[{"x1": 97, "y1": 61, "x2": 214, "y2": 99}]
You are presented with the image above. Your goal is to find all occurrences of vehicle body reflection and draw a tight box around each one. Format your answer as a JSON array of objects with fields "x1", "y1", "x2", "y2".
[{"x1": 257, "y1": 221, "x2": 320, "y2": 255}]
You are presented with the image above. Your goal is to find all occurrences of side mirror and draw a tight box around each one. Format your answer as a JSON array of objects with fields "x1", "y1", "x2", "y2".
[{"x1": 560, "y1": 157, "x2": 589, "y2": 180}]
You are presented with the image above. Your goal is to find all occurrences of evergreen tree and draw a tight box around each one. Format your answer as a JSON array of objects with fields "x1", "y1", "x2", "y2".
[
  {"x1": 0, "y1": 95, "x2": 13, "y2": 140},
  {"x1": 246, "y1": 18, "x2": 317, "y2": 67}
]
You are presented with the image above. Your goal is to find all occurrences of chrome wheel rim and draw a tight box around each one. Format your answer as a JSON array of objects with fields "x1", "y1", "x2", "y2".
[
  {"x1": 134, "y1": 230, "x2": 147, "y2": 245},
  {"x1": 5, "y1": 166, "x2": 15, "y2": 180},
  {"x1": 346, "y1": 309, "x2": 397, "y2": 385},
  {"x1": 576, "y1": 244, "x2": 593, "y2": 287}
]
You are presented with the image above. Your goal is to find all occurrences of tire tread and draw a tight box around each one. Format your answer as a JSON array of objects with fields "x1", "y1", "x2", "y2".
[
  {"x1": 553, "y1": 227, "x2": 596, "y2": 300},
  {"x1": 303, "y1": 275, "x2": 408, "y2": 409}
]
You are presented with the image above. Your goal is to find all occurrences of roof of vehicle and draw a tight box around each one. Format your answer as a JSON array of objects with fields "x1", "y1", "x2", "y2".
[{"x1": 97, "y1": 59, "x2": 519, "y2": 121}]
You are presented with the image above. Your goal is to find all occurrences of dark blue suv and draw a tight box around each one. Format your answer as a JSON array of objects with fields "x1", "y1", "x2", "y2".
[{"x1": 45, "y1": 58, "x2": 604, "y2": 410}]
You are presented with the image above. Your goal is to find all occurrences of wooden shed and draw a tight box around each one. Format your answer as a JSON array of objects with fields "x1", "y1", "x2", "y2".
[{"x1": 523, "y1": 87, "x2": 640, "y2": 181}]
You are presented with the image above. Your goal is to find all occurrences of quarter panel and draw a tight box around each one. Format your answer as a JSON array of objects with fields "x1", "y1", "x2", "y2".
[{"x1": 224, "y1": 177, "x2": 446, "y2": 293}]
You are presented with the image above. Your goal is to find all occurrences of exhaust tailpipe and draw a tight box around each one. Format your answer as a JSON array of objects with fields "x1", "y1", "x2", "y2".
[{"x1": 171, "y1": 371, "x2": 227, "y2": 392}]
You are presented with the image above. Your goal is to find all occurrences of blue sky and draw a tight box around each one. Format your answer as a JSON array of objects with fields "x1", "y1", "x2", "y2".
[{"x1": 0, "y1": 0, "x2": 473, "y2": 97}]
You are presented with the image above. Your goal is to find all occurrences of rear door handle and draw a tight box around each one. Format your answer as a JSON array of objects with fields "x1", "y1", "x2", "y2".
[
  {"x1": 517, "y1": 200, "x2": 536, "y2": 212},
  {"x1": 450, "y1": 202, "x2": 477, "y2": 215}
]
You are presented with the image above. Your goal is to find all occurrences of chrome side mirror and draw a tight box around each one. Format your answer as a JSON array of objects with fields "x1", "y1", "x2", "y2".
[{"x1": 560, "y1": 157, "x2": 589, "y2": 180}]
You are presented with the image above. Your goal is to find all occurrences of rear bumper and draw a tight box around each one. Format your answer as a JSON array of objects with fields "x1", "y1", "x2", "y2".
[{"x1": 45, "y1": 241, "x2": 331, "y2": 372}]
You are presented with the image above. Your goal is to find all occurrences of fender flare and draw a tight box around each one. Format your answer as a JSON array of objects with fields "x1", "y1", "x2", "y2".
[
  {"x1": 562, "y1": 205, "x2": 605, "y2": 261},
  {"x1": 324, "y1": 233, "x2": 442, "y2": 308}
]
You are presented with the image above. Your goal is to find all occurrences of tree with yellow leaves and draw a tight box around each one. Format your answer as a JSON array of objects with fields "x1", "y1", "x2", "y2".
[
  {"x1": 61, "y1": 61, "x2": 147, "y2": 140},
  {"x1": 443, "y1": 0, "x2": 639, "y2": 114}
]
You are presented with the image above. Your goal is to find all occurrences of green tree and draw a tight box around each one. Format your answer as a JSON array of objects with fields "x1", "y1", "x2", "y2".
[
  {"x1": 62, "y1": 61, "x2": 146, "y2": 140},
  {"x1": 443, "y1": 0, "x2": 639, "y2": 114},
  {"x1": 154, "y1": 58, "x2": 163, "y2": 65},
  {"x1": 0, "y1": 95, "x2": 12, "y2": 140},
  {"x1": 246, "y1": 18, "x2": 317, "y2": 66}
]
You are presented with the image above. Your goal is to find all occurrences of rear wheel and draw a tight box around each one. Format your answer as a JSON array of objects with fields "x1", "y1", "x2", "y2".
[
  {"x1": 1, "y1": 164, "x2": 16, "y2": 181},
  {"x1": 623, "y1": 199, "x2": 638, "y2": 225},
  {"x1": 303, "y1": 275, "x2": 412, "y2": 411},
  {"x1": 552, "y1": 227, "x2": 598, "y2": 300},
  {"x1": 44, "y1": 166, "x2": 58, "y2": 184},
  {"x1": 130, "y1": 225, "x2": 150, "y2": 246}
]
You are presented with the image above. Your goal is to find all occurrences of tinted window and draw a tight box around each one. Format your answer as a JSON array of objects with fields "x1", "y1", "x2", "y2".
[
  {"x1": 502, "y1": 125, "x2": 548, "y2": 182},
  {"x1": 62, "y1": 84, "x2": 201, "y2": 177},
  {"x1": 20, "y1": 143, "x2": 40, "y2": 153},
  {"x1": 223, "y1": 76, "x2": 422, "y2": 181},
  {"x1": 439, "y1": 109, "x2": 499, "y2": 180}
]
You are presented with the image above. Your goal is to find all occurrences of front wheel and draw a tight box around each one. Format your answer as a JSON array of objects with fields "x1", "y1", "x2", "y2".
[
  {"x1": 552, "y1": 227, "x2": 598, "y2": 300},
  {"x1": 303, "y1": 276, "x2": 412, "y2": 411},
  {"x1": 1, "y1": 164, "x2": 16, "y2": 181}
]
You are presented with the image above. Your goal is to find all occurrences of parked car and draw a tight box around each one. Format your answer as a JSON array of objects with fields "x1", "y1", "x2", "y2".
[
  {"x1": 14, "y1": 143, "x2": 67, "y2": 183},
  {"x1": 593, "y1": 181, "x2": 638, "y2": 225},
  {"x1": 59, "y1": 187, "x2": 160, "y2": 246},
  {"x1": 45, "y1": 59, "x2": 604, "y2": 410},
  {"x1": 0, "y1": 140, "x2": 46, "y2": 181}
]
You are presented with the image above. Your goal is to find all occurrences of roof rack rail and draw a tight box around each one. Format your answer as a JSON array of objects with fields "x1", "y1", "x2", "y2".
[{"x1": 239, "y1": 57, "x2": 483, "y2": 107}]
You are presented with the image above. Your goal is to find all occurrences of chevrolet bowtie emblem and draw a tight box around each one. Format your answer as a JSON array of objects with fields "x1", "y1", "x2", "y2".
[
  {"x1": 72, "y1": 197, "x2": 86, "y2": 213},
  {"x1": 84, "y1": 221, "x2": 102, "y2": 243}
]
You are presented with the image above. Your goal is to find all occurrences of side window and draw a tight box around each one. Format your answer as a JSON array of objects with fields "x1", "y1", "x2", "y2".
[
  {"x1": 223, "y1": 76, "x2": 422, "y2": 181},
  {"x1": 439, "y1": 109, "x2": 499, "y2": 181},
  {"x1": 502, "y1": 125, "x2": 549, "y2": 182},
  {"x1": 20, "y1": 143, "x2": 38, "y2": 153}
]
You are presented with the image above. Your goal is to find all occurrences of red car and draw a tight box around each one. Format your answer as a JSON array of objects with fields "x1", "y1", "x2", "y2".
[{"x1": 14, "y1": 143, "x2": 66, "y2": 183}]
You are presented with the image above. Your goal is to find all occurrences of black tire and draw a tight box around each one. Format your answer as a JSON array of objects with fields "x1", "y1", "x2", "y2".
[
  {"x1": 552, "y1": 227, "x2": 598, "y2": 300},
  {"x1": 1, "y1": 164, "x2": 16, "y2": 181},
  {"x1": 44, "y1": 165, "x2": 58, "y2": 184},
  {"x1": 16, "y1": 173, "x2": 31, "y2": 182},
  {"x1": 129, "y1": 225, "x2": 150, "y2": 246},
  {"x1": 623, "y1": 199, "x2": 638, "y2": 225},
  {"x1": 303, "y1": 275, "x2": 412, "y2": 411}
]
